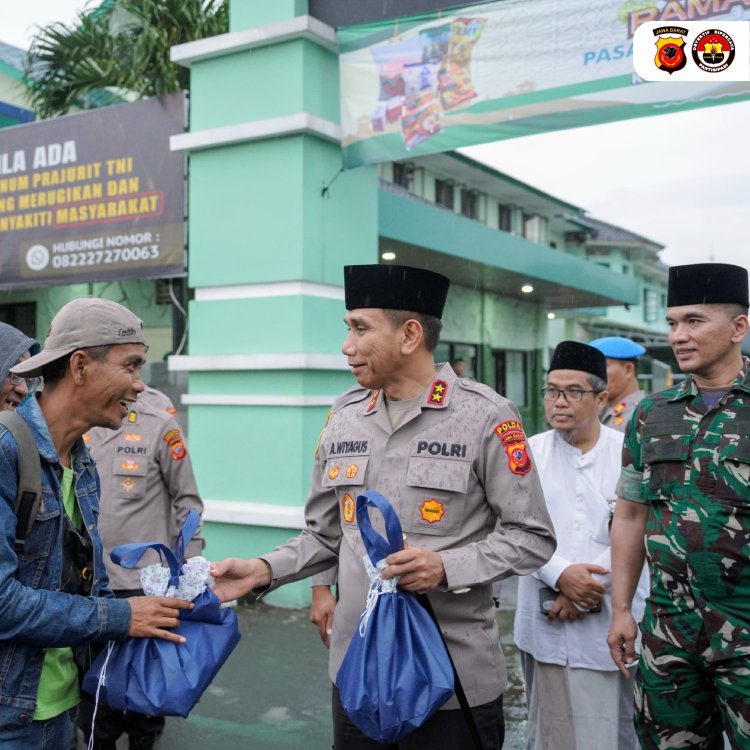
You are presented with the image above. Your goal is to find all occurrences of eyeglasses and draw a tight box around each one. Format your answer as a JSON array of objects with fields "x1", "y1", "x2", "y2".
[
  {"x1": 5, "y1": 373, "x2": 41, "y2": 390},
  {"x1": 541, "y1": 387, "x2": 602, "y2": 402}
]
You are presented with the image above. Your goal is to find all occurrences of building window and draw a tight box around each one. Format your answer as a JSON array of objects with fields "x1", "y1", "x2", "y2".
[
  {"x1": 643, "y1": 288, "x2": 659, "y2": 323},
  {"x1": 435, "y1": 179, "x2": 455, "y2": 210},
  {"x1": 498, "y1": 204, "x2": 512, "y2": 232},
  {"x1": 523, "y1": 214, "x2": 547, "y2": 243},
  {"x1": 392, "y1": 162, "x2": 414, "y2": 191},
  {"x1": 460, "y1": 188, "x2": 479, "y2": 219},
  {"x1": 493, "y1": 349, "x2": 528, "y2": 407},
  {"x1": 434, "y1": 342, "x2": 478, "y2": 380}
]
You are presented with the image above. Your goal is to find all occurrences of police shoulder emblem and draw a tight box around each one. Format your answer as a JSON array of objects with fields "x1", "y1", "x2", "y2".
[{"x1": 493, "y1": 419, "x2": 533, "y2": 476}]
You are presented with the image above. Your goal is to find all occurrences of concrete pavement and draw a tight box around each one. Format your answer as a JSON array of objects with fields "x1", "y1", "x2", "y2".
[{"x1": 79, "y1": 580, "x2": 528, "y2": 749}]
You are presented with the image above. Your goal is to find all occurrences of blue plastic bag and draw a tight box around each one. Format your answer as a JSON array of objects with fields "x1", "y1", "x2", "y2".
[
  {"x1": 336, "y1": 491, "x2": 454, "y2": 744},
  {"x1": 82, "y1": 510, "x2": 240, "y2": 718}
]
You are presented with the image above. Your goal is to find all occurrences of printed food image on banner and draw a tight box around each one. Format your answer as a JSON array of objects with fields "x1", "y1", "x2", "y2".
[
  {"x1": 401, "y1": 61, "x2": 442, "y2": 149},
  {"x1": 371, "y1": 35, "x2": 425, "y2": 101},
  {"x1": 339, "y1": 1, "x2": 750, "y2": 168},
  {"x1": 439, "y1": 17, "x2": 486, "y2": 111},
  {"x1": 362, "y1": 16, "x2": 486, "y2": 153}
]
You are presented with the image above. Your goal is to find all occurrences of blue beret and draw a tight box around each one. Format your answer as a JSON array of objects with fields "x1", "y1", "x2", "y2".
[{"x1": 589, "y1": 336, "x2": 646, "y2": 359}]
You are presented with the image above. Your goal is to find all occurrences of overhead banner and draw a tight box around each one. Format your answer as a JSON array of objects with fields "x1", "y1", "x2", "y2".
[
  {"x1": 339, "y1": 0, "x2": 750, "y2": 168},
  {"x1": 0, "y1": 92, "x2": 186, "y2": 290}
]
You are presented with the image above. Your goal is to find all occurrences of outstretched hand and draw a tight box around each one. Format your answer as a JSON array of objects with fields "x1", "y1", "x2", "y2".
[{"x1": 209, "y1": 558, "x2": 272, "y2": 603}]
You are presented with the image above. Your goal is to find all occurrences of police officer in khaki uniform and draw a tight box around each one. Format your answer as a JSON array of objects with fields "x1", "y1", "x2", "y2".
[
  {"x1": 210, "y1": 264, "x2": 556, "y2": 750},
  {"x1": 79, "y1": 385, "x2": 204, "y2": 750},
  {"x1": 589, "y1": 336, "x2": 647, "y2": 432}
]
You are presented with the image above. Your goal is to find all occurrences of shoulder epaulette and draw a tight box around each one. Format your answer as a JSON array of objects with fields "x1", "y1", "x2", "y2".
[
  {"x1": 331, "y1": 385, "x2": 371, "y2": 413},
  {"x1": 455, "y1": 378, "x2": 512, "y2": 409}
]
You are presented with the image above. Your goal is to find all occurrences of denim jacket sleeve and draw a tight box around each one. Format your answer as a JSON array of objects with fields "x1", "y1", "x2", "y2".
[{"x1": 0, "y1": 429, "x2": 131, "y2": 646}]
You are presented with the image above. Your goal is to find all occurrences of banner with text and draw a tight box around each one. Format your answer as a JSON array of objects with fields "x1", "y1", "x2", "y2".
[
  {"x1": 0, "y1": 92, "x2": 186, "y2": 290},
  {"x1": 339, "y1": 0, "x2": 750, "y2": 168}
]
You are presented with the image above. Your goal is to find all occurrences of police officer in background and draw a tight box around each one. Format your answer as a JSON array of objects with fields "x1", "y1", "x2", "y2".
[
  {"x1": 210, "y1": 264, "x2": 556, "y2": 750},
  {"x1": 589, "y1": 336, "x2": 646, "y2": 432},
  {"x1": 79, "y1": 385, "x2": 204, "y2": 750},
  {"x1": 608, "y1": 263, "x2": 750, "y2": 748}
]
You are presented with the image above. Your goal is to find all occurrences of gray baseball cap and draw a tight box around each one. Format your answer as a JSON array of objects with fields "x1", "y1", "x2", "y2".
[{"x1": 11, "y1": 297, "x2": 146, "y2": 378}]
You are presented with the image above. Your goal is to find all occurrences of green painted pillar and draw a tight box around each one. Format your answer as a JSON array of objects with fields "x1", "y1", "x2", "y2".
[{"x1": 170, "y1": 1, "x2": 378, "y2": 606}]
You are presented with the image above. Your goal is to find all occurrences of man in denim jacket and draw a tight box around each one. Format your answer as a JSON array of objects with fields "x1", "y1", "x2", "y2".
[{"x1": 0, "y1": 298, "x2": 192, "y2": 749}]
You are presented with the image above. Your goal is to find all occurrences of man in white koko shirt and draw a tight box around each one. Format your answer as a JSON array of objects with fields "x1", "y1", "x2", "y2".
[{"x1": 514, "y1": 340, "x2": 648, "y2": 750}]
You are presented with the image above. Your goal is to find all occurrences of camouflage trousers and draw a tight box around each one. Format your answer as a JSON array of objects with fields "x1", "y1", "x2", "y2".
[{"x1": 635, "y1": 630, "x2": 750, "y2": 749}]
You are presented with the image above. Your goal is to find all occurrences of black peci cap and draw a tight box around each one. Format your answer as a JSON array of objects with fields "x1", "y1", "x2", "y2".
[
  {"x1": 667, "y1": 263, "x2": 749, "y2": 308},
  {"x1": 344, "y1": 264, "x2": 450, "y2": 319},
  {"x1": 549, "y1": 341, "x2": 607, "y2": 382}
]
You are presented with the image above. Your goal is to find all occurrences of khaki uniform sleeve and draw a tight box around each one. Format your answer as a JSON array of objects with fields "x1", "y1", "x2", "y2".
[
  {"x1": 261, "y1": 416, "x2": 341, "y2": 587},
  {"x1": 439, "y1": 401, "x2": 557, "y2": 590},
  {"x1": 158, "y1": 418, "x2": 205, "y2": 557}
]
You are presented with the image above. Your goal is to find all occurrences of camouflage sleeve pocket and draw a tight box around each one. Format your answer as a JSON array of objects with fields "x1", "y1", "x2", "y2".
[
  {"x1": 642, "y1": 437, "x2": 689, "y2": 500},
  {"x1": 718, "y1": 436, "x2": 750, "y2": 500}
]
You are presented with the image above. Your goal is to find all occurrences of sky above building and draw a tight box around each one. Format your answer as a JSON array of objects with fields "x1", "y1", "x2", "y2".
[{"x1": 2, "y1": 0, "x2": 749, "y2": 272}]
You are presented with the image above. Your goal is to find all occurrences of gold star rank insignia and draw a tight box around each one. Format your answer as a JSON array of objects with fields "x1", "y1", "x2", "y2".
[{"x1": 428, "y1": 379, "x2": 448, "y2": 406}]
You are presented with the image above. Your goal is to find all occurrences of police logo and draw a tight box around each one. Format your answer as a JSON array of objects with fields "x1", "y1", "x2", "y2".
[
  {"x1": 328, "y1": 465, "x2": 340, "y2": 480},
  {"x1": 692, "y1": 29, "x2": 735, "y2": 73},
  {"x1": 120, "y1": 459, "x2": 140, "y2": 472},
  {"x1": 123, "y1": 433, "x2": 144, "y2": 442},
  {"x1": 652, "y1": 26, "x2": 688, "y2": 75},
  {"x1": 170, "y1": 442, "x2": 187, "y2": 461},
  {"x1": 120, "y1": 477, "x2": 137, "y2": 493},
  {"x1": 494, "y1": 420, "x2": 533, "y2": 476},
  {"x1": 345, "y1": 464, "x2": 359, "y2": 479}
]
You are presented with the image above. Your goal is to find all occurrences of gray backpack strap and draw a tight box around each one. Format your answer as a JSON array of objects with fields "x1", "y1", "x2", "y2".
[{"x1": 0, "y1": 411, "x2": 42, "y2": 552}]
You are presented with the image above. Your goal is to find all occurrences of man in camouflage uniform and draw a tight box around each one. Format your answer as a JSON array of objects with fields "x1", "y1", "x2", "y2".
[{"x1": 607, "y1": 262, "x2": 750, "y2": 749}]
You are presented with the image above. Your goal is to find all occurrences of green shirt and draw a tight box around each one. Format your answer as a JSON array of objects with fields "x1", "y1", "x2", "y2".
[
  {"x1": 33, "y1": 466, "x2": 81, "y2": 720},
  {"x1": 617, "y1": 358, "x2": 750, "y2": 658}
]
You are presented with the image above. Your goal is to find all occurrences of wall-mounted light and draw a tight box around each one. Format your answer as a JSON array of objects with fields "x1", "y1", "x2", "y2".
[
  {"x1": 381, "y1": 252, "x2": 396, "y2": 261},
  {"x1": 547, "y1": 312, "x2": 556, "y2": 320},
  {"x1": 521, "y1": 284, "x2": 534, "y2": 294}
]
